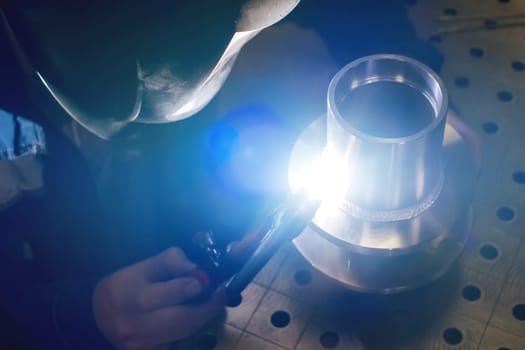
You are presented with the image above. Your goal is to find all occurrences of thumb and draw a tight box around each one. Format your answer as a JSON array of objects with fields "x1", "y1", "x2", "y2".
[{"x1": 140, "y1": 247, "x2": 198, "y2": 282}]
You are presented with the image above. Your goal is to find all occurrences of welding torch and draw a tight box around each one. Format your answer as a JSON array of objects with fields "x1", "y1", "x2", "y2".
[{"x1": 191, "y1": 190, "x2": 320, "y2": 305}]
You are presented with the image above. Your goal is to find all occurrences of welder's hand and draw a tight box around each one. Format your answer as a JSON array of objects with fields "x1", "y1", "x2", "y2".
[{"x1": 92, "y1": 247, "x2": 225, "y2": 350}]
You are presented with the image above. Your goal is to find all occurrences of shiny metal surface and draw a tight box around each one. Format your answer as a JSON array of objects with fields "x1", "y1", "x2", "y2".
[
  {"x1": 326, "y1": 55, "x2": 447, "y2": 214},
  {"x1": 290, "y1": 112, "x2": 477, "y2": 292},
  {"x1": 291, "y1": 114, "x2": 477, "y2": 253},
  {"x1": 286, "y1": 55, "x2": 478, "y2": 293}
]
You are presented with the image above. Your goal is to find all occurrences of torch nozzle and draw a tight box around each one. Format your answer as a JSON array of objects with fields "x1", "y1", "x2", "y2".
[{"x1": 224, "y1": 190, "x2": 320, "y2": 304}]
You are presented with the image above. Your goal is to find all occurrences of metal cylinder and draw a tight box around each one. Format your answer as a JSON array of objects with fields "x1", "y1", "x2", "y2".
[
  {"x1": 289, "y1": 54, "x2": 478, "y2": 293},
  {"x1": 326, "y1": 54, "x2": 447, "y2": 218}
]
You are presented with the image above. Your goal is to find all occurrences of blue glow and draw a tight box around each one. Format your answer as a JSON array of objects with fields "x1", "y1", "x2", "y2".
[
  {"x1": 208, "y1": 123, "x2": 239, "y2": 163},
  {"x1": 206, "y1": 104, "x2": 290, "y2": 196}
]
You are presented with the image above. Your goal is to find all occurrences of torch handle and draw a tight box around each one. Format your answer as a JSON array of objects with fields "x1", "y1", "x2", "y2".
[{"x1": 224, "y1": 193, "x2": 319, "y2": 303}]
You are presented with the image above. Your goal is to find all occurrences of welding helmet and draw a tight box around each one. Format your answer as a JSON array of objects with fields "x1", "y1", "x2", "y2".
[{"x1": 0, "y1": 0, "x2": 299, "y2": 139}]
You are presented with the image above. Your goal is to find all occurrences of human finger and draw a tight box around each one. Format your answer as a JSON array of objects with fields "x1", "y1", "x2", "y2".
[
  {"x1": 139, "y1": 247, "x2": 198, "y2": 282},
  {"x1": 138, "y1": 277, "x2": 206, "y2": 311}
]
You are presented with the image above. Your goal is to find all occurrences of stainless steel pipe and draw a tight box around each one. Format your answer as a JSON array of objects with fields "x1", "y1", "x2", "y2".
[
  {"x1": 326, "y1": 55, "x2": 447, "y2": 219},
  {"x1": 289, "y1": 54, "x2": 479, "y2": 293}
]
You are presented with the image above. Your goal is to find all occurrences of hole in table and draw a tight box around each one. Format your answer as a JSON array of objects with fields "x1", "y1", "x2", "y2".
[
  {"x1": 512, "y1": 171, "x2": 525, "y2": 184},
  {"x1": 482, "y1": 122, "x2": 499, "y2": 134},
  {"x1": 429, "y1": 35, "x2": 443, "y2": 43},
  {"x1": 498, "y1": 0, "x2": 511, "y2": 3},
  {"x1": 443, "y1": 8, "x2": 457, "y2": 16},
  {"x1": 320, "y1": 331, "x2": 340, "y2": 348},
  {"x1": 462, "y1": 285, "x2": 481, "y2": 301},
  {"x1": 485, "y1": 18, "x2": 498, "y2": 29},
  {"x1": 480, "y1": 244, "x2": 499, "y2": 261},
  {"x1": 294, "y1": 269, "x2": 313, "y2": 286},
  {"x1": 442, "y1": 327, "x2": 463, "y2": 345},
  {"x1": 271, "y1": 310, "x2": 291, "y2": 328},
  {"x1": 512, "y1": 61, "x2": 525, "y2": 71},
  {"x1": 197, "y1": 334, "x2": 218, "y2": 350},
  {"x1": 497, "y1": 207, "x2": 515, "y2": 222},
  {"x1": 226, "y1": 293, "x2": 243, "y2": 308},
  {"x1": 469, "y1": 47, "x2": 485, "y2": 58},
  {"x1": 498, "y1": 90, "x2": 513, "y2": 102},
  {"x1": 512, "y1": 304, "x2": 525, "y2": 321}
]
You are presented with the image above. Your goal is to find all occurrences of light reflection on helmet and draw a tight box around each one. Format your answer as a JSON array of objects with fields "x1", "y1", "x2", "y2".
[{"x1": 1, "y1": 0, "x2": 300, "y2": 139}]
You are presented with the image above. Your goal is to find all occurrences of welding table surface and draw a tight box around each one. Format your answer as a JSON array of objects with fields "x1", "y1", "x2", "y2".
[{"x1": 175, "y1": 1, "x2": 525, "y2": 349}]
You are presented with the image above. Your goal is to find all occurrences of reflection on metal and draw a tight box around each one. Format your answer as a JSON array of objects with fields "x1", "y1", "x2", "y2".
[{"x1": 289, "y1": 55, "x2": 480, "y2": 293}]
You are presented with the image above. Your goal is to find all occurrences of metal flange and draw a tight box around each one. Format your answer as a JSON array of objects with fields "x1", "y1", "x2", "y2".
[{"x1": 288, "y1": 55, "x2": 480, "y2": 293}]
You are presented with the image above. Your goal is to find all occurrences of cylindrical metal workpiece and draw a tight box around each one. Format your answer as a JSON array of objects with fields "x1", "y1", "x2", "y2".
[
  {"x1": 326, "y1": 55, "x2": 448, "y2": 219},
  {"x1": 290, "y1": 54, "x2": 477, "y2": 293}
]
